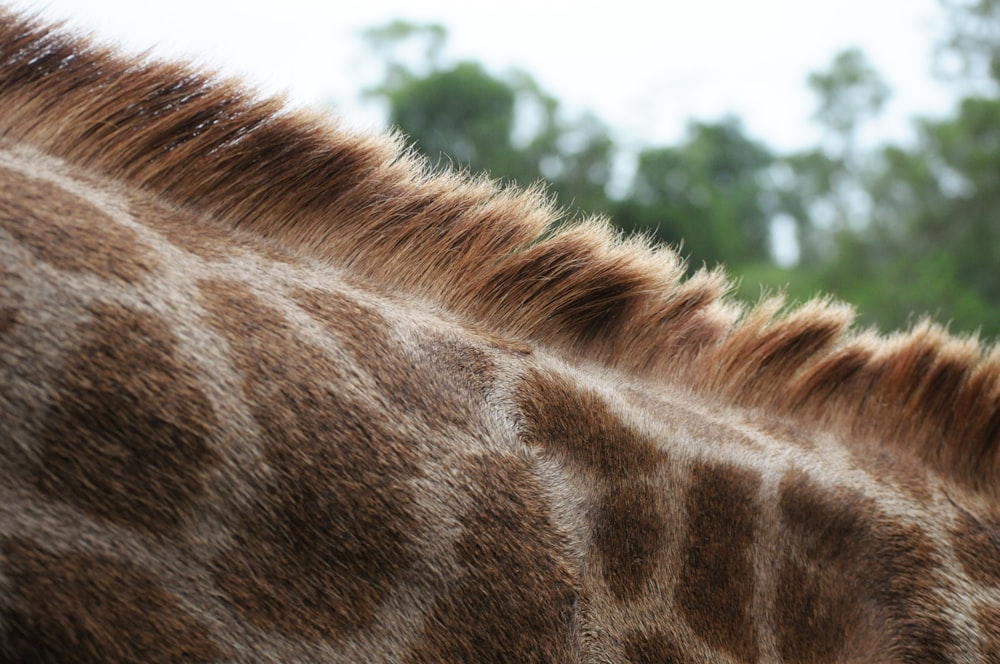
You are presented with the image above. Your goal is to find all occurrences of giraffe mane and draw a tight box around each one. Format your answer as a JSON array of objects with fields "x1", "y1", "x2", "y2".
[{"x1": 3, "y1": 10, "x2": 999, "y2": 497}]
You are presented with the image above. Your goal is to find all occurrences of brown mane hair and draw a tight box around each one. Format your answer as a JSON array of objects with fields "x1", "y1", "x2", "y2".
[{"x1": 2, "y1": 10, "x2": 998, "y2": 497}]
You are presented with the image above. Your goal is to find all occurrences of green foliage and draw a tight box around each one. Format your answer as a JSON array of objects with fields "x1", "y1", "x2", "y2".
[
  {"x1": 761, "y1": 28, "x2": 1000, "y2": 341},
  {"x1": 808, "y1": 48, "x2": 890, "y2": 143},
  {"x1": 778, "y1": 49, "x2": 889, "y2": 261},
  {"x1": 357, "y1": 9, "x2": 1000, "y2": 341},
  {"x1": 387, "y1": 62, "x2": 520, "y2": 171},
  {"x1": 939, "y1": 0, "x2": 1000, "y2": 86},
  {"x1": 529, "y1": 111, "x2": 616, "y2": 216},
  {"x1": 361, "y1": 21, "x2": 615, "y2": 218},
  {"x1": 852, "y1": 96, "x2": 1000, "y2": 336},
  {"x1": 731, "y1": 260, "x2": 827, "y2": 307},
  {"x1": 616, "y1": 118, "x2": 774, "y2": 268},
  {"x1": 362, "y1": 21, "x2": 446, "y2": 91}
]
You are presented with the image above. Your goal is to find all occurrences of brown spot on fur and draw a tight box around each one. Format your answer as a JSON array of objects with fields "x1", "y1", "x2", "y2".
[
  {"x1": 675, "y1": 462, "x2": 760, "y2": 663},
  {"x1": 419, "y1": 336, "x2": 497, "y2": 396},
  {"x1": 515, "y1": 369, "x2": 660, "y2": 479},
  {"x1": 623, "y1": 631, "x2": 691, "y2": 664},
  {"x1": 594, "y1": 478, "x2": 667, "y2": 599},
  {"x1": 0, "y1": 306, "x2": 16, "y2": 336},
  {"x1": 128, "y1": 196, "x2": 229, "y2": 262},
  {"x1": 130, "y1": 193, "x2": 303, "y2": 266},
  {"x1": 290, "y1": 285, "x2": 386, "y2": 335},
  {"x1": 978, "y1": 604, "x2": 1000, "y2": 661},
  {"x1": 0, "y1": 263, "x2": 19, "y2": 336},
  {"x1": 776, "y1": 471, "x2": 955, "y2": 663},
  {"x1": 850, "y1": 447, "x2": 933, "y2": 503},
  {"x1": 515, "y1": 369, "x2": 667, "y2": 598},
  {"x1": 2, "y1": 537, "x2": 221, "y2": 663},
  {"x1": 292, "y1": 287, "x2": 494, "y2": 429},
  {"x1": 199, "y1": 279, "x2": 423, "y2": 641},
  {"x1": 951, "y1": 508, "x2": 1000, "y2": 587},
  {"x1": 408, "y1": 453, "x2": 578, "y2": 662},
  {"x1": 774, "y1": 546, "x2": 857, "y2": 663},
  {"x1": 0, "y1": 167, "x2": 156, "y2": 280},
  {"x1": 35, "y1": 304, "x2": 219, "y2": 532}
]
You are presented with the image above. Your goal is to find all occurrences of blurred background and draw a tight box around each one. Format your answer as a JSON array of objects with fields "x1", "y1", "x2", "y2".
[{"x1": 12, "y1": 1, "x2": 1000, "y2": 340}]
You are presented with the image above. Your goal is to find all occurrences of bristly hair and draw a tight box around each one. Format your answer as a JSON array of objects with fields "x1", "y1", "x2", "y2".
[{"x1": 1, "y1": 10, "x2": 998, "y2": 498}]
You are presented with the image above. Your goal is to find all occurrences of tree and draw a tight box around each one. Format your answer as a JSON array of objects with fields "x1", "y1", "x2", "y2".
[
  {"x1": 527, "y1": 110, "x2": 616, "y2": 216},
  {"x1": 354, "y1": 16, "x2": 1000, "y2": 339},
  {"x1": 938, "y1": 0, "x2": 1000, "y2": 88},
  {"x1": 856, "y1": 98, "x2": 1000, "y2": 334},
  {"x1": 808, "y1": 48, "x2": 891, "y2": 150},
  {"x1": 362, "y1": 21, "x2": 446, "y2": 92},
  {"x1": 617, "y1": 117, "x2": 775, "y2": 269},
  {"x1": 361, "y1": 21, "x2": 616, "y2": 219},
  {"x1": 769, "y1": 17, "x2": 1000, "y2": 338},
  {"x1": 777, "y1": 48, "x2": 890, "y2": 266},
  {"x1": 385, "y1": 62, "x2": 524, "y2": 174},
  {"x1": 830, "y1": 0, "x2": 1000, "y2": 337}
]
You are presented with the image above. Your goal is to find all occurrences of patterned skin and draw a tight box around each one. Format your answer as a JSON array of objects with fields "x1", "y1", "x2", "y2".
[{"x1": 1, "y1": 11, "x2": 999, "y2": 663}]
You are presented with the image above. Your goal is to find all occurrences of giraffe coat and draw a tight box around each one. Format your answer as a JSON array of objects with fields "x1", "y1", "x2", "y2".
[{"x1": 1, "y1": 10, "x2": 999, "y2": 663}]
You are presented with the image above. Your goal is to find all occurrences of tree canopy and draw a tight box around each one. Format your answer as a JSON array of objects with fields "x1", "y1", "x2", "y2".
[{"x1": 358, "y1": 4, "x2": 1000, "y2": 341}]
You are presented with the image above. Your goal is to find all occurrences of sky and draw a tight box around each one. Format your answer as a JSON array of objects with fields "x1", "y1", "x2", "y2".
[{"x1": 10, "y1": 1, "x2": 957, "y2": 153}]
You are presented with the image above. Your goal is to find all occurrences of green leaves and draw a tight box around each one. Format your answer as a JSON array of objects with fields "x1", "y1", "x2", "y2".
[
  {"x1": 618, "y1": 118, "x2": 774, "y2": 269},
  {"x1": 357, "y1": 12, "x2": 1000, "y2": 341},
  {"x1": 808, "y1": 48, "x2": 890, "y2": 142}
]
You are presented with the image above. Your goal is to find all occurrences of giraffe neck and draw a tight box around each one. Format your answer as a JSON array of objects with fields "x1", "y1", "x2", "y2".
[{"x1": 2, "y1": 10, "x2": 1000, "y2": 663}]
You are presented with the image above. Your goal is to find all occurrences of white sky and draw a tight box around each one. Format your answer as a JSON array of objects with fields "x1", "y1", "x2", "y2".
[{"x1": 11, "y1": 0, "x2": 956, "y2": 153}]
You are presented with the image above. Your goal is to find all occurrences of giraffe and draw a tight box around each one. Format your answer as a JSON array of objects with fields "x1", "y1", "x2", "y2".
[{"x1": 1, "y1": 10, "x2": 999, "y2": 663}]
